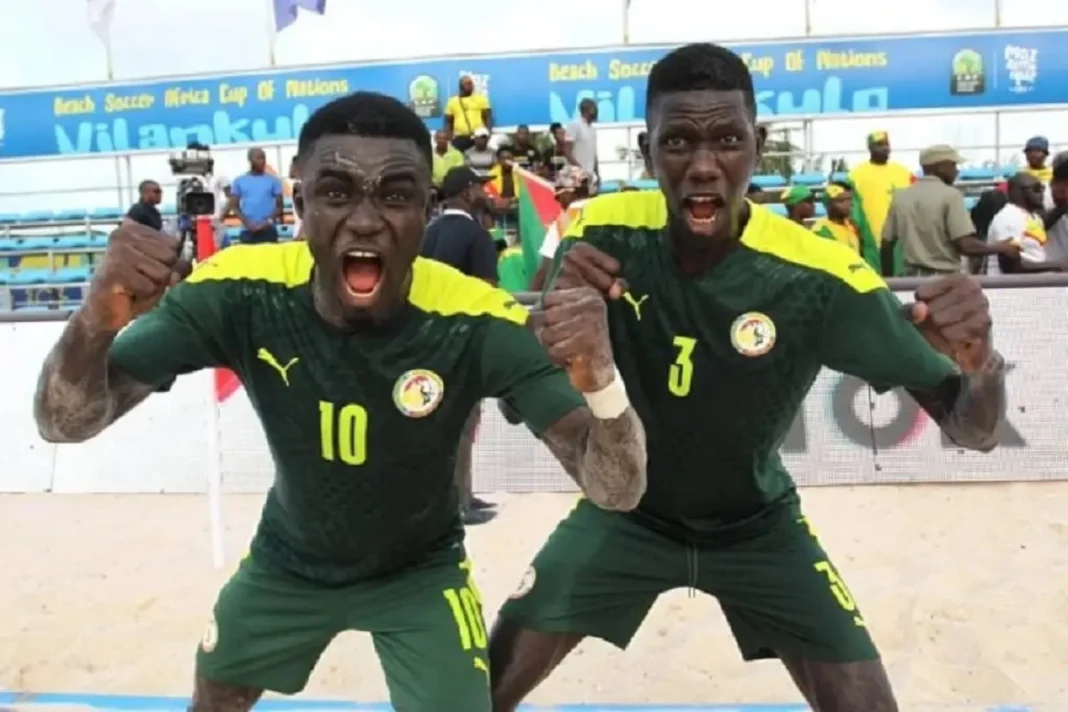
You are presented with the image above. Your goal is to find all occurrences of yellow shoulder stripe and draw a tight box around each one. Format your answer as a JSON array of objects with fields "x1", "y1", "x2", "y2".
[
  {"x1": 408, "y1": 257, "x2": 527, "y2": 325},
  {"x1": 185, "y1": 241, "x2": 313, "y2": 287},
  {"x1": 741, "y1": 203, "x2": 885, "y2": 294},
  {"x1": 561, "y1": 190, "x2": 667, "y2": 240}
]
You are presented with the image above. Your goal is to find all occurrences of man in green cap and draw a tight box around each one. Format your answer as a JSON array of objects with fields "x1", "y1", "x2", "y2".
[{"x1": 782, "y1": 185, "x2": 815, "y2": 224}]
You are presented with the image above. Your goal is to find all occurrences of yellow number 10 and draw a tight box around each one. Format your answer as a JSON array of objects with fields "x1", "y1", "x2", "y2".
[
  {"x1": 319, "y1": 401, "x2": 369, "y2": 465},
  {"x1": 668, "y1": 335, "x2": 697, "y2": 397}
]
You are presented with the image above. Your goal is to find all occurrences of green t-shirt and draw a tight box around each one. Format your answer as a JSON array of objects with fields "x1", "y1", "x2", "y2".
[
  {"x1": 554, "y1": 192, "x2": 955, "y2": 539},
  {"x1": 497, "y1": 246, "x2": 528, "y2": 293},
  {"x1": 109, "y1": 243, "x2": 583, "y2": 583}
]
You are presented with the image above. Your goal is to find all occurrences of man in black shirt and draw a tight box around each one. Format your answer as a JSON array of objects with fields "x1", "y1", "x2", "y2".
[
  {"x1": 125, "y1": 180, "x2": 164, "y2": 230},
  {"x1": 419, "y1": 166, "x2": 500, "y2": 525},
  {"x1": 420, "y1": 166, "x2": 498, "y2": 282}
]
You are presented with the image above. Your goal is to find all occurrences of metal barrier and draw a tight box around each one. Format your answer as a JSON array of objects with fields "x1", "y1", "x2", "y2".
[{"x1": 1, "y1": 273, "x2": 1065, "y2": 326}]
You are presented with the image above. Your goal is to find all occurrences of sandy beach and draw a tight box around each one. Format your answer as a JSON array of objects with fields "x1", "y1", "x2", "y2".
[{"x1": 2, "y1": 484, "x2": 1067, "y2": 708}]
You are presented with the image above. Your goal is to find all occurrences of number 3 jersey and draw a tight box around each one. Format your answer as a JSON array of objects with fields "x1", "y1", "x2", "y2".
[
  {"x1": 109, "y1": 242, "x2": 583, "y2": 584},
  {"x1": 556, "y1": 191, "x2": 956, "y2": 539}
]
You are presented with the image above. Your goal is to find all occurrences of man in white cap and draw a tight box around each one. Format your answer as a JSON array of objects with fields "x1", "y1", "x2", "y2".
[{"x1": 464, "y1": 126, "x2": 496, "y2": 175}]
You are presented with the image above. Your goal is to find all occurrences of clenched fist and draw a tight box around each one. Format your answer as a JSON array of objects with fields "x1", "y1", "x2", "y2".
[
  {"x1": 555, "y1": 241, "x2": 627, "y2": 299},
  {"x1": 534, "y1": 286, "x2": 615, "y2": 393},
  {"x1": 84, "y1": 220, "x2": 191, "y2": 332}
]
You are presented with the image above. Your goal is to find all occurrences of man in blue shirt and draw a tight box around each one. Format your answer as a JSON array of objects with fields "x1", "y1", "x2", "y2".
[{"x1": 226, "y1": 147, "x2": 284, "y2": 244}]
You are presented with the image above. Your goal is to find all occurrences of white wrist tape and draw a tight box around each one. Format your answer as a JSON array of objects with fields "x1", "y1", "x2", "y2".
[{"x1": 583, "y1": 368, "x2": 630, "y2": 420}]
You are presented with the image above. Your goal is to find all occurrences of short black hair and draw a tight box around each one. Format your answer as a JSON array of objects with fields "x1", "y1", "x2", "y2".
[
  {"x1": 549, "y1": 122, "x2": 563, "y2": 133},
  {"x1": 137, "y1": 179, "x2": 158, "y2": 192},
  {"x1": 297, "y1": 91, "x2": 432, "y2": 168},
  {"x1": 496, "y1": 144, "x2": 514, "y2": 158},
  {"x1": 646, "y1": 43, "x2": 756, "y2": 116}
]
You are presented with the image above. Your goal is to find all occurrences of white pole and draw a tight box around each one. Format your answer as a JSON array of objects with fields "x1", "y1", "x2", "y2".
[
  {"x1": 206, "y1": 372, "x2": 226, "y2": 568},
  {"x1": 804, "y1": 0, "x2": 813, "y2": 36},
  {"x1": 994, "y1": 0, "x2": 1002, "y2": 27},
  {"x1": 622, "y1": 0, "x2": 631, "y2": 44},
  {"x1": 265, "y1": 0, "x2": 278, "y2": 66}
]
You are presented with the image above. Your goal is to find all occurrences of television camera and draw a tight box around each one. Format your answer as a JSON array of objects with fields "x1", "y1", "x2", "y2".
[{"x1": 168, "y1": 143, "x2": 217, "y2": 218}]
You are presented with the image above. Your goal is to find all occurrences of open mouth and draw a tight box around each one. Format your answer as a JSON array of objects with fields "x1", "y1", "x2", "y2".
[
  {"x1": 341, "y1": 249, "x2": 385, "y2": 303},
  {"x1": 682, "y1": 194, "x2": 724, "y2": 234}
]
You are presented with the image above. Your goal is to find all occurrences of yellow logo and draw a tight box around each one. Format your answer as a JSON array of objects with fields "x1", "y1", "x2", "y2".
[
  {"x1": 201, "y1": 616, "x2": 218, "y2": 653},
  {"x1": 257, "y1": 347, "x2": 299, "y2": 387},
  {"x1": 730, "y1": 312, "x2": 776, "y2": 357},
  {"x1": 621, "y1": 291, "x2": 649, "y2": 320},
  {"x1": 393, "y1": 369, "x2": 445, "y2": 418}
]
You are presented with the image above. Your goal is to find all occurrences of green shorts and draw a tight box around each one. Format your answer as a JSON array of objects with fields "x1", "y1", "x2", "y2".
[
  {"x1": 196, "y1": 545, "x2": 490, "y2": 710},
  {"x1": 498, "y1": 498, "x2": 877, "y2": 663}
]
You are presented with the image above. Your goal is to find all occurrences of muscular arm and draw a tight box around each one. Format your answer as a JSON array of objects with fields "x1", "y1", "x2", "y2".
[
  {"x1": 540, "y1": 404, "x2": 647, "y2": 511},
  {"x1": 34, "y1": 310, "x2": 154, "y2": 443},
  {"x1": 907, "y1": 352, "x2": 1006, "y2": 452}
]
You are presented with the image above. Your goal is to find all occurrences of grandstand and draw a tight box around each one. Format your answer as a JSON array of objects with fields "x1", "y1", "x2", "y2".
[{"x1": 0, "y1": 166, "x2": 1012, "y2": 312}]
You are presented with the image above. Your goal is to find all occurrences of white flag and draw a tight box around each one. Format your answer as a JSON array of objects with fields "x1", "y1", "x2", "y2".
[{"x1": 87, "y1": 0, "x2": 116, "y2": 44}]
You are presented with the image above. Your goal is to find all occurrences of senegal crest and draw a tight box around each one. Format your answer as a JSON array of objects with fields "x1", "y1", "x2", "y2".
[
  {"x1": 730, "y1": 312, "x2": 776, "y2": 357},
  {"x1": 393, "y1": 369, "x2": 445, "y2": 418}
]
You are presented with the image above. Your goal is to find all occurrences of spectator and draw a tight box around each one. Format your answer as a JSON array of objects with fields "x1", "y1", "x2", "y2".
[
  {"x1": 488, "y1": 146, "x2": 519, "y2": 209},
  {"x1": 810, "y1": 182, "x2": 860, "y2": 252},
  {"x1": 511, "y1": 125, "x2": 541, "y2": 171},
  {"x1": 882, "y1": 144, "x2": 1011, "y2": 276},
  {"x1": 464, "y1": 127, "x2": 496, "y2": 176},
  {"x1": 444, "y1": 75, "x2": 492, "y2": 152},
  {"x1": 419, "y1": 166, "x2": 498, "y2": 526},
  {"x1": 565, "y1": 98, "x2": 599, "y2": 190},
  {"x1": 782, "y1": 185, "x2": 815, "y2": 224},
  {"x1": 496, "y1": 243, "x2": 527, "y2": 292},
  {"x1": 544, "y1": 122, "x2": 570, "y2": 179},
  {"x1": 1021, "y1": 136, "x2": 1052, "y2": 184},
  {"x1": 848, "y1": 131, "x2": 914, "y2": 254},
  {"x1": 126, "y1": 180, "x2": 163, "y2": 231},
  {"x1": 432, "y1": 129, "x2": 465, "y2": 188},
  {"x1": 987, "y1": 172, "x2": 1057, "y2": 274},
  {"x1": 226, "y1": 147, "x2": 284, "y2": 244},
  {"x1": 1043, "y1": 151, "x2": 1068, "y2": 261}
]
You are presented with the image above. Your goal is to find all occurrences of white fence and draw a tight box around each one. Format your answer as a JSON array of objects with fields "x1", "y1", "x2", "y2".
[{"x1": 3, "y1": 284, "x2": 1067, "y2": 496}]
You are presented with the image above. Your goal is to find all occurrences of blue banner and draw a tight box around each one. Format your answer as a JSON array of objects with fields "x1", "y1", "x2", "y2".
[{"x1": 0, "y1": 28, "x2": 1065, "y2": 160}]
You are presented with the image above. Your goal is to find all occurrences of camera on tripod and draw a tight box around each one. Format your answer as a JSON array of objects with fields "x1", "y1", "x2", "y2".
[{"x1": 168, "y1": 142, "x2": 216, "y2": 217}]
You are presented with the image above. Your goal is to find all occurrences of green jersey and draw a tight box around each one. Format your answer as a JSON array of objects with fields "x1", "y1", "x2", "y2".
[
  {"x1": 109, "y1": 242, "x2": 582, "y2": 583},
  {"x1": 556, "y1": 192, "x2": 955, "y2": 538}
]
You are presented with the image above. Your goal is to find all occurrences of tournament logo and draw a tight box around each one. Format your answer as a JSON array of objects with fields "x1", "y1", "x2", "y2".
[
  {"x1": 201, "y1": 616, "x2": 218, "y2": 653},
  {"x1": 509, "y1": 566, "x2": 536, "y2": 599},
  {"x1": 393, "y1": 369, "x2": 445, "y2": 418},
  {"x1": 407, "y1": 75, "x2": 442, "y2": 119},
  {"x1": 730, "y1": 312, "x2": 776, "y2": 357},
  {"x1": 950, "y1": 49, "x2": 985, "y2": 96}
]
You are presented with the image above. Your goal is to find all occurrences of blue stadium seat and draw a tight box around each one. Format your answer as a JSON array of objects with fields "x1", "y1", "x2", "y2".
[
  {"x1": 790, "y1": 172, "x2": 827, "y2": 187},
  {"x1": 630, "y1": 179, "x2": 658, "y2": 191},
  {"x1": 16, "y1": 236, "x2": 59, "y2": 251},
  {"x1": 0, "y1": 212, "x2": 20, "y2": 224},
  {"x1": 283, "y1": 198, "x2": 294, "y2": 211},
  {"x1": 57, "y1": 235, "x2": 94, "y2": 250},
  {"x1": 53, "y1": 207, "x2": 87, "y2": 222},
  {"x1": 0, "y1": 239, "x2": 21, "y2": 253},
  {"x1": 964, "y1": 195, "x2": 979, "y2": 210},
  {"x1": 89, "y1": 206, "x2": 123, "y2": 221},
  {"x1": 10, "y1": 268, "x2": 52, "y2": 286},
  {"x1": 752, "y1": 174, "x2": 788, "y2": 189},
  {"x1": 766, "y1": 203, "x2": 788, "y2": 217},
  {"x1": 813, "y1": 203, "x2": 827, "y2": 218},
  {"x1": 87, "y1": 234, "x2": 109, "y2": 249},
  {"x1": 225, "y1": 226, "x2": 242, "y2": 240},
  {"x1": 0, "y1": 271, "x2": 10, "y2": 285},
  {"x1": 829, "y1": 172, "x2": 849, "y2": 184},
  {"x1": 159, "y1": 204, "x2": 177, "y2": 215},
  {"x1": 21, "y1": 209, "x2": 53, "y2": 223},
  {"x1": 277, "y1": 225, "x2": 295, "y2": 239},
  {"x1": 53, "y1": 266, "x2": 92, "y2": 283},
  {"x1": 959, "y1": 167, "x2": 1000, "y2": 182},
  {"x1": 11, "y1": 304, "x2": 60, "y2": 313},
  {"x1": 598, "y1": 181, "x2": 623, "y2": 194}
]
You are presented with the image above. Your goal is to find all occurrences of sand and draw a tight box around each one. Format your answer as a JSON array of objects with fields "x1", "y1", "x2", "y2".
[{"x1": 2, "y1": 484, "x2": 1068, "y2": 708}]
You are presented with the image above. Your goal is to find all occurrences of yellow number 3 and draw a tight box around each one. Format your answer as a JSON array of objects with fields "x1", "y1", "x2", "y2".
[{"x1": 668, "y1": 335, "x2": 697, "y2": 397}]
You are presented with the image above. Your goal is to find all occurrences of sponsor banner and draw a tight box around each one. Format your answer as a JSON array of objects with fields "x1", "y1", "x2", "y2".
[
  {"x1": 0, "y1": 29, "x2": 1063, "y2": 159},
  {"x1": 1, "y1": 287, "x2": 1066, "y2": 494}
]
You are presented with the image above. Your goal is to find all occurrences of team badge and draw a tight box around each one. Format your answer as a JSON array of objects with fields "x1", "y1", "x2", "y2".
[
  {"x1": 730, "y1": 312, "x2": 776, "y2": 357},
  {"x1": 509, "y1": 566, "x2": 537, "y2": 599},
  {"x1": 393, "y1": 369, "x2": 445, "y2": 418},
  {"x1": 201, "y1": 616, "x2": 218, "y2": 653}
]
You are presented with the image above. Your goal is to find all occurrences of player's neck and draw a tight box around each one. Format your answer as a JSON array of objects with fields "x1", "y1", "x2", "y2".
[{"x1": 666, "y1": 201, "x2": 750, "y2": 277}]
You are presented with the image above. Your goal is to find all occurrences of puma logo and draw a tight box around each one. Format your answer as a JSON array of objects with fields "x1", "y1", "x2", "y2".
[
  {"x1": 621, "y1": 291, "x2": 649, "y2": 320},
  {"x1": 847, "y1": 263, "x2": 865, "y2": 273},
  {"x1": 257, "y1": 347, "x2": 299, "y2": 387}
]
